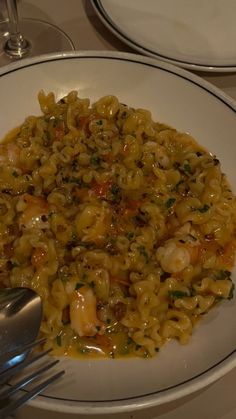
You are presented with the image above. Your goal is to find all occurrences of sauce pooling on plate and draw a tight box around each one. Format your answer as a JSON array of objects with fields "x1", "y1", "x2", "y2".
[{"x1": 0, "y1": 90, "x2": 235, "y2": 359}]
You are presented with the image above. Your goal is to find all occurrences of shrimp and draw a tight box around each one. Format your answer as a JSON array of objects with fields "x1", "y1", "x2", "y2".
[
  {"x1": 17, "y1": 194, "x2": 49, "y2": 229},
  {"x1": 69, "y1": 285, "x2": 105, "y2": 337},
  {"x1": 75, "y1": 204, "x2": 110, "y2": 242},
  {"x1": 0, "y1": 143, "x2": 21, "y2": 166},
  {"x1": 156, "y1": 241, "x2": 190, "y2": 273}
]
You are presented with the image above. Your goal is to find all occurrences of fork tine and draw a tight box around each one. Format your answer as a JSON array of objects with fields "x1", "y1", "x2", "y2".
[
  {"x1": 0, "y1": 359, "x2": 59, "y2": 400},
  {"x1": 0, "y1": 369, "x2": 65, "y2": 419},
  {"x1": 0, "y1": 348, "x2": 53, "y2": 385}
]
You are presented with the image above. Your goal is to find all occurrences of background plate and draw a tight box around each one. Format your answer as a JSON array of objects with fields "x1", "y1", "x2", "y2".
[{"x1": 92, "y1": 0, "x2": 236, "y2": 72}]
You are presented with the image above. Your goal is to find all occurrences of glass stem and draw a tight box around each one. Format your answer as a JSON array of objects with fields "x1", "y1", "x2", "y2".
[{"x1": 4, "y1": 0, "x2": 31, "y2": 58}]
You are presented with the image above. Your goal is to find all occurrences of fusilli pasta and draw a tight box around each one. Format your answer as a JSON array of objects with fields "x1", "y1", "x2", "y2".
[{"x1": 0, "y1": 91, "x2": 235, "y2": 359}]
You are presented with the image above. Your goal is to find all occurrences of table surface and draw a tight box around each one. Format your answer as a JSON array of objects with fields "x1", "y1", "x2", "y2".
[{"x1": 4, "y1": 1, "x2": 236, "y2": 418}]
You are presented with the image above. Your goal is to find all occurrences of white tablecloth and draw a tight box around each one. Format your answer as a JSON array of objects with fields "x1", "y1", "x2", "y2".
[{"x1": 9, "y1": 1, "x2": 236, "y2": 418}]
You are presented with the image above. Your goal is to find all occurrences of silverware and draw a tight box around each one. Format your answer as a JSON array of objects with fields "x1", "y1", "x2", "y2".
[
  {"x1": 0, "y1": 288, "x2": 65, "y2": 417},
  {"x1": 0, "y1": 287, "x2": 42, "y2": 372},
  {"x1": 0, "y1": 338, "x2": 65, "y2": 419}
]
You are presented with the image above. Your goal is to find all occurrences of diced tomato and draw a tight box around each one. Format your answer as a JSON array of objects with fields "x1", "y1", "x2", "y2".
[
  {"x1": 91, "y1": 180, "x2": 112, "y2": 198},
  {"x1": 3, "y1": 243, "x2": 14, "y2": 258},
  {"x1": 188, "y1": 245, "x2": 201, "y2": 265},
  {"x1": 94, "y1": 334, "x2": 113, "y2": 351},
  {"x1": 31, "y1": 247, "x2": 47, "y2": 269},
  {"x1": 78, "y1": 116, "x2": 89, "y2": 129},
  {"x1": 127, "y1": 200, "x2": 141, "y2": 211},
  {"x1": 219, "y1": 240, "x2": 236, "y2": 268},
  {"x1": 22, "y1": 193, "x2": 48, "y2": 209},
  {"x1": 54, "y1": 127, "x2": 64, "y2": 140},
  {"x1": 102, "y1": 153, "x2": 115, "y2": 163},
  {"x1": 73, "y1": 187, "x2": 88, "y2": 201}
]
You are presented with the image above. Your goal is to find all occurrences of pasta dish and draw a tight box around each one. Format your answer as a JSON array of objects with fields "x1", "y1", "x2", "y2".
[{"x1": 0, "y1": 91, "x2": 235, "y2": 358}]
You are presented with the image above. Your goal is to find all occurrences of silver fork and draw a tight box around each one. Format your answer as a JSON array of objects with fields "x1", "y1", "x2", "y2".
[{"x1": 0, "y1": 338, "x2": 65, "y2": 419}]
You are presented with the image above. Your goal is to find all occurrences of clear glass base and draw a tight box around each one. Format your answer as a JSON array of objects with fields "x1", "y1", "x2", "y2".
[{"x1": 0, "y1": 17, "x2": 75, "y2": 66}]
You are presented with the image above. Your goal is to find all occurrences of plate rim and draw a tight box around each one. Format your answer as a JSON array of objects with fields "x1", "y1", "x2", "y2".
[
  {"x1": 1, "y1": 50, "x2": 236, "y2": 414},
  {"x1": 92, "y1": 0, "x2": 236, "y2": 73},
  {"x1": 0, "y1": 50, "x2": 236, "y2": 111}
]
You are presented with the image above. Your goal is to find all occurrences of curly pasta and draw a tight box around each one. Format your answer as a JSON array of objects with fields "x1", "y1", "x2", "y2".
[{"x1": 0, "y1": 90, "x2": 235, "y2": 359}]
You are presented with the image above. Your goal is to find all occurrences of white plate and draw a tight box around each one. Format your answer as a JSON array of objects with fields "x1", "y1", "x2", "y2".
[
  {"x1": 92, "y1": 0, "x2": 236, "y2": 72},
  {"x1": 0, "y1": 51, "x2": 236, "y2": 415}
]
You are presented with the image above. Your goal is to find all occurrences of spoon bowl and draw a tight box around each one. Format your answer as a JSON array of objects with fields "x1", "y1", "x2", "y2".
[{"x1": 0, "y1": 288, "x2": 42, "y2": 371}]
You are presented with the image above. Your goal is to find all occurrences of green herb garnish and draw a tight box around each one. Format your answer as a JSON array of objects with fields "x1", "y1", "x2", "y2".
[
  {"x1": 90, "y1": 155, "x2": 101, "y2": 166},
  {"x1": 172, "y1": 179, "x2": 184, "y2": 192},
  {"x1": 197, "y1": 204, "x2": 210, "y2": 213},
  {"x1": 10, "y1": 260, "x2": 19, "y2": 268},
  {"x1": 215, "y1": 270, "x2": 231, "y2": 280},
  {"x1": 165, "y1": 198, "x2": 176, "y2": 208},
  {"x1": 110, "y1": 184, "x2": 122, "y2": 203},
  {"x1": 183, "y1": 163, "x2": 192, "y2": 175},
  {"x1": 126, "y1": 232, "x2": 134, "y2": 240},
  {"x1": 169, "y1": 290, "x2": 189, "y2": 299},
  {"x1": 138, "y1": 245, "x2": 149, "y2": 262},
  {"x1": 75, "y1": 282, "x2": 84, "y2": 290}
]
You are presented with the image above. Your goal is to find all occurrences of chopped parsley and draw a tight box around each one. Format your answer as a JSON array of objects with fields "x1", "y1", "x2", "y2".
[
  {"x1": 197, "y1": 204, "x2": 210, "y2": 213},
  {"x1": 172, "y1": 179, "x2": 184, "y2": 192},
  {"x1": 90, "y1": 155, "x2": 101, "y2": 166},
  {"x1": 183, "y1": 163, "x2": 192, "y2": 175},
  {"x1": 12, "y1": 171, "x2": 19, "y2": 177},
  {"x1": 126, "y1": 232, "x2": 134, "y2": 240},
  {"x1": 81, "y1": 273, "x2": 88, "y2": 282},
  {"x1": 110, "y1": 184, "x2": 122, "y2": 203},
  {"x1": 215, "y1": 270, "x2": 231, "y2": 280},
  {"x1": 58, "y1": 270, "x2": 69, "y2": 282},
  {"x1": 138, "y1": 245, "x2": 149, "y2": 262},
  {"x1": 8, "y1": 260, "x2": 19, "y2": 268},
  {"x1": 96, "y1": 120, "x2": 103, "y2": 125},
  {"x1": 133, "y1": 211, "x2": 149, "y2": 227},
  {"x1": 75, "y1": 282, "x2": 84, "y2": 290},
  {"x1": 165, "y1": 198, "x2": 176, "y2": 208},
  {"x1": 169, "y1": 290, "x2": 189, "y2": 299}
]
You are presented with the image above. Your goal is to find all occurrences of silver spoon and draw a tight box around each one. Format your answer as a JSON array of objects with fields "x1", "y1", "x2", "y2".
[{"x1": 0, "y1": 288, "x2": 42, "y2": 372}]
